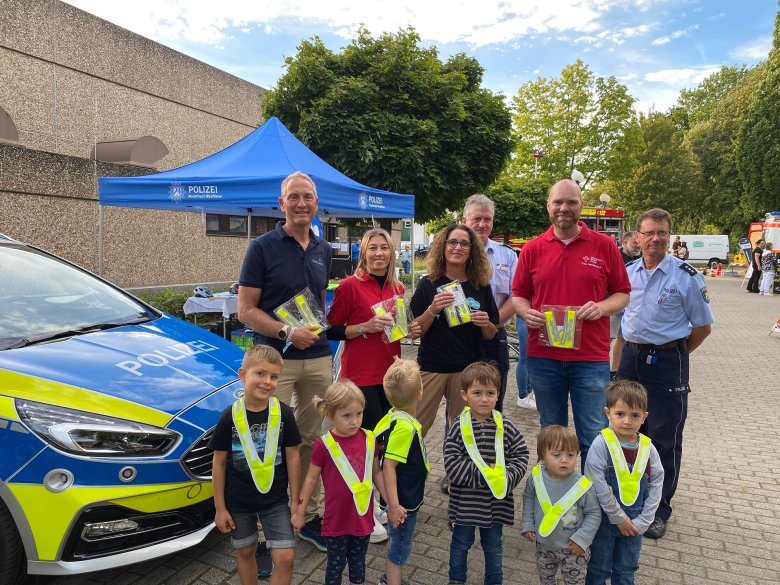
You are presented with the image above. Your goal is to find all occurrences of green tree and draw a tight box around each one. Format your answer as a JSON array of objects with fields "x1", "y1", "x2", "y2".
[
  {"x1": 737, "y1": 4, "x2": 780, "y2": 214},
  {"x1": 612, "y1": 112, "x2": 705, "y2": 231},
  {"x1": 508, "y1": 59, "x2": 642, "y2": 188},
  {"x1": 670, "y1": 65, "x2": 749, "y2": 130},
  {"x1": 262, "y1": 28, "x2": 513, "y2": 223},
  {"x1": 486, "y1": 176, "x2": 550, "y2": 239}
]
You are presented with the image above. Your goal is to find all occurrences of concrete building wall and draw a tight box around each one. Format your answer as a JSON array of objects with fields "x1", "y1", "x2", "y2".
[{"x1": 0, "y1": 0, "x2": 264, "y2": 287}]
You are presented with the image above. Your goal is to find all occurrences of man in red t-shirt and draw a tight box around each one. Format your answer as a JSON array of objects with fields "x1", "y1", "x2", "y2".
[{"x1": 512, "y1": 179, "x2": 630, "y2": 464}]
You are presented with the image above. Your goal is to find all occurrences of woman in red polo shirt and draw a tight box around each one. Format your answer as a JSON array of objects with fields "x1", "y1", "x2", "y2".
[{"x1": 327, "y1": 227, "x2": 420, "y2": 430}]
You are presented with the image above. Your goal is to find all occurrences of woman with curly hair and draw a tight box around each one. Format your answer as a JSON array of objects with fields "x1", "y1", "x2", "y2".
[{"x1": 409, "y1": 223, "x2": 499, "y2": 437}]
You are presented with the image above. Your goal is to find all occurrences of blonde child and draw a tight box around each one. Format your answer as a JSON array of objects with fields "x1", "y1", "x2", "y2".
[
  {"x1": 209, "y1": 345, "x2": 301, "y2": 585},
  {"x1": 292, "y1": 381, "x2": 382, "y2": 585},
  {"x1": 444, "y1": 361, "x2": 529, "y2": 585},
  {"x1": 521, "y1": 425, "x2": 601, "y2": 585},
  {"x1": 584, "y1": 381, "x2": 663, "y2": 585},
  {"x1": 374, "y1": 358, "x2": 428, "y2": 585}
]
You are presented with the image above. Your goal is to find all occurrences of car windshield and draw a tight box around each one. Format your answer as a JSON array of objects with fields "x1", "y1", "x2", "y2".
[{"x1": 0, "y1": 245, "x2": 154, "y2": 348}]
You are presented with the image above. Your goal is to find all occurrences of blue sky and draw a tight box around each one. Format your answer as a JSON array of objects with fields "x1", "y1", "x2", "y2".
[{"x1": 65, "y1": 0, "x2": 776, "y2": 113}]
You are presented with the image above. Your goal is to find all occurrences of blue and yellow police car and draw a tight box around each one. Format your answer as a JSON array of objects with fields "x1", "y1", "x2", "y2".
[{"x1": 0, "y1": 234, "x2": 245, "y2": 584}]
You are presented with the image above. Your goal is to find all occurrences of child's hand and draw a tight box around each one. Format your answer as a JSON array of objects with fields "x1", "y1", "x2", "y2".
[
  {"x1": 290, "y1": 510, "x2": 306, "y2": 531},
  {"x1": 568, "y1": 540, "x2": 586, "y2": 556},
  {"x1": 522, "y1": 531, "x2": 536, "y2": 542},
  {"x1": 215, "y1": 508, "x2": 235, "y2": 534},
  {"x1": 387, "y1": 504, "x2": 407, "y2": 528},
  {"x1": 616, "y1": 518, "x2": 639, "y2": 537}
]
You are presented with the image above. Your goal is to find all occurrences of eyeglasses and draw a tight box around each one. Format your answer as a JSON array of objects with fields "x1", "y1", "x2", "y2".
[
  {"x1": 638, "y1": 230, "x2": 670, "y2": 239},
  {"x1": 446, "y1": 239, "x2": 471, "y2": 249}
]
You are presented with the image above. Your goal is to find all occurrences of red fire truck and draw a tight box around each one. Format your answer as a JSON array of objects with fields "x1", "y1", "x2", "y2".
[{"x1": 494, "y1": 207, "x2": 626, "y2": 253}]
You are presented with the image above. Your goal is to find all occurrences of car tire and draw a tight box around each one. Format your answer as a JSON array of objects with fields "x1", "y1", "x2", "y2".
[{"x1": 0, "y1": 499, "x2": 26, "y2": 585}]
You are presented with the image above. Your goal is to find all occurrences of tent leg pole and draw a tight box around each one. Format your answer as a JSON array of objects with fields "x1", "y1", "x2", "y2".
[{"x1": 98, "y1": 205, "x2": 104, "y2": 277}]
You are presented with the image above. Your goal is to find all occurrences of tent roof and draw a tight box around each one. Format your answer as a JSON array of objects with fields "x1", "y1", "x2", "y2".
[{"x1": 98, "y1": 117, "x2": 414, "y2": 218}]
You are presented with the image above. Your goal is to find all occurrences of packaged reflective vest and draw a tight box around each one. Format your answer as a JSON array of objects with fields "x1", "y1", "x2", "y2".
[
  {"x1": 374, "y1": 409, "x2": 430, "y2": 473},
  {"x1": 601, "y1": 428, "x2": 651, "y2": 506},
  {"x1": 322, "y1": 430, "x2": 375, "y2": 515},
  {"x1": 232, "y1": 397, "x2": 281, "y2": 494},
  {"x1": 458, "y1": 407, "x2": 507, "y2": 499},
  {"x1": 531, "y1": 464, "x2": 592, "y2": 537}
]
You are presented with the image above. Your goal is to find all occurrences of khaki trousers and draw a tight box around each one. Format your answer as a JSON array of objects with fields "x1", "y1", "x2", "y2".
[
  {"x1": 275, "y1": 355, "x2": 332, "y2": 522},
  {"x1": 418, "y1": 371, "x2": 467, "y2": 438}
]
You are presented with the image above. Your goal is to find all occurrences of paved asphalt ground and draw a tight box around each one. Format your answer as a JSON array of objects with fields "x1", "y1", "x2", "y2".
[{"x1": 26, "y1": 276, "x2": 780, "y2": 585}]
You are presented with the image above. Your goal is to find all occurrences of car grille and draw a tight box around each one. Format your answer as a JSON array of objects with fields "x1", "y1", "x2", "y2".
[{"x1": 181, "y1": 428, "x2": 213, "y2": 479}]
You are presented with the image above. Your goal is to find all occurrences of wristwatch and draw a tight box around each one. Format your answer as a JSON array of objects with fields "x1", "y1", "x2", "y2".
[{"x1": 277, "y1": 325, "x2": 290, "y2": 340}]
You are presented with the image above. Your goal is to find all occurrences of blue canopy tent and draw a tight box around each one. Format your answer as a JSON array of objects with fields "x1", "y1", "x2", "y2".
[{"x1": 98, "y1": 116, "x2": 414, "y2": 218}]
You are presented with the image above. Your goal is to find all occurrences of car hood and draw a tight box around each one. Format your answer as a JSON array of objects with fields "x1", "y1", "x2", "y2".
[{"x1": 0, "y1": 315, "x2": 244, "y2": 425}]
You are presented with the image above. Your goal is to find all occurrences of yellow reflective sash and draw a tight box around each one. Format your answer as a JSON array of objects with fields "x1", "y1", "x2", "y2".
[
  {"x1": 374, "y1": 409, "x2": 430, "y2": 473},
  {"x1": 532, "y1": 464, "x2": 592, "y2": 537},
  {"x1": 459, "y1": 408, "x2": 507, "y2": 499},
  {"x1": 601, "y1": 428, "x2": 651, "y2": 506},
  {"x1": 544, "y1": 309, "x2": 577, "y2": 348},
  {"x1": 322, "y1": 430, "x2": 375, "y2": 516},
  {"x1": 232, "y1": 397, "x2": 280, "y2": 494}
]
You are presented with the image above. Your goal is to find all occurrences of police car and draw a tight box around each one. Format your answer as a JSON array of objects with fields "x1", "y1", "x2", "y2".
[{"x1": 0, "y1": 234, "x2": 244, "y2": 584}]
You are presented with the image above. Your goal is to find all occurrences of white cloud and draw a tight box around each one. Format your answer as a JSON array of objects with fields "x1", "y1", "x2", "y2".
[
  {"x1": 62, "y1": 0, "x2": 634, "y2": 48},
  {"x1": 651, "y1": 24, "x2": 698, "y2": 46},
  {"x1": 730, "y1": 35, "x2": 772, "y2": 61},
  {"x1": 643, "y1": 65, "x2": 720, "y2": 86}
]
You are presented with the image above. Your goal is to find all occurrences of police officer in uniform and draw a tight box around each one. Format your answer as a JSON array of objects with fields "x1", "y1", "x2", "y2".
[
  {"x1": 462, "y1": 193, "x2": 517, "y2": 412},
  {"x1": 618, "y1": 208, "x2": 714, "y2": 539}
]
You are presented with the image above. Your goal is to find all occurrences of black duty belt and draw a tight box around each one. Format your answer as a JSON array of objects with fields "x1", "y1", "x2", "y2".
[{"x1": 626, "y1": 339, "x2": 685, "y2": 351}]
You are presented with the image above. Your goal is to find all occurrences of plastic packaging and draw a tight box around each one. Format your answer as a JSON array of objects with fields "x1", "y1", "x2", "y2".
[
  {"x1": 273, "y1": 288, "x2": 328, "y2": 334},
  {"x1": 436, "y1": 281, "x2": 472, "y2": 327},
  {"x1": 371, "y1": 296, "x2": 414, "y2": 343},
  {"x1": 537, "y1": 305, "x2": 582, "y2": 349}
]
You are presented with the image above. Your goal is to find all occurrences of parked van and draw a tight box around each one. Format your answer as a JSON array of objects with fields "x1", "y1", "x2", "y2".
[{"x1": 671, "y1": 234, "x2": 729, "y2": 267}]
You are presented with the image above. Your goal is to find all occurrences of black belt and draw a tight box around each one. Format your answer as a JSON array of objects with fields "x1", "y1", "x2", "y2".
[{"x1": 626, "y1": 339, "x2": 685, "y2": 351}]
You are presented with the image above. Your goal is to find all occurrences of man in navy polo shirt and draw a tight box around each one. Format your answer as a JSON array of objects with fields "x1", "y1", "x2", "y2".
[{"x1": 238, "y1": 171, "x2": 332, "y2": 552}]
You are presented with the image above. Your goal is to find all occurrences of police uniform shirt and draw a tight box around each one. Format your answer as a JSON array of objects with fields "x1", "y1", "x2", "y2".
[
  {"x1": 621, "y1": 253, "x2": 714, "y2": 346},
  {"x1": 486, "y1": 239, "x2": 517, "y2": 327}
]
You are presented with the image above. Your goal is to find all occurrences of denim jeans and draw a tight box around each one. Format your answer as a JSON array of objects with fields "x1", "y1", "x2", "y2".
[
  {"x1": 586, "y1": 464, "x2": 648, "y2": 585},
  {"x1": 527, "y1": 357, "x2": 609, "y2": 465},
  {"x1": 448, "y1": 523, "x2": 503, "y2": 585},
  {"x1": 387, "y1": 511, "x2": 417, "y2": 567},
  {"x1": 515, "y1": 317, "x2": 530, "y2": 399}
]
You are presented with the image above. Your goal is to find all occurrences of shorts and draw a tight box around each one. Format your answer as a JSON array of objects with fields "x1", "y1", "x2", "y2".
[
  {"x1": 387, "y1": 511, "x2": 418, "y2": 566},
  {"x1": 230, "y1": 503, "x2": 296, "y2": 550}
]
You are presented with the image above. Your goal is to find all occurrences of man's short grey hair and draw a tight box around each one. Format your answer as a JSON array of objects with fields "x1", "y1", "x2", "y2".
[
  {"x1": 463, "y1": 194, "x2": 495, "y2": 217},
  {"x1": 622, "y1": 231, "x2": 636, "y2": 243},
  {"x1": 281, "y1": 171, "x2": 318, "y2": 199},
  {"x1": 635, "y1": 208, "x2": 673, "y2": 233}
]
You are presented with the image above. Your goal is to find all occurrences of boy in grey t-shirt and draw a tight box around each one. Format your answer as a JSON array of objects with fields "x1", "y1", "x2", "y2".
[{"x1": 521, "y1": 425, "x2": 601, "y2": 584}]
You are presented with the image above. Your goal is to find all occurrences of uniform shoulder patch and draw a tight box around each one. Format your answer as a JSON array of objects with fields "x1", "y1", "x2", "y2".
[
  {"x1": 678, "y1": 262, "x2": 698, "y2": 276},
  {"x1": 500, "y1": 243, "x2": 516, "y2": 253}
]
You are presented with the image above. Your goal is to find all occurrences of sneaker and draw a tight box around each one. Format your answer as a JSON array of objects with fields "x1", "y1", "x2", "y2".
[
  {"x1": 376, "y1": 507, "x2": 388, "y2": 525},
  {"x1": 255, "y1": 541, "x2": 274, "y2": 578},
  {"x1": 440, "y1": 476, "x2": 449, "y2": 494},
  {"x1": 370, "y1": 515, "x2": 388, "y2": 543},
  {"x1": 517, "y1": 391, "x2": 537, "y2": 410},
  {"x1": 644, "y1": 516, "x2": 667, "y2": 539},
  {"x1": 298, "y1": 517, "x2": 327, "y2": 552}
]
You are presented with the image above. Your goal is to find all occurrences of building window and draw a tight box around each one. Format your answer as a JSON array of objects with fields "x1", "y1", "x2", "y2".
[{"x1": 206, "y1": 215, "x2": 275, "y2": 237}]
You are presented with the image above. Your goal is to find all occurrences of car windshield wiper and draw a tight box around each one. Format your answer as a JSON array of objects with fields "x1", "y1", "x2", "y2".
[{"x1": 1, "y1": 317, "x2": 153, "y2": 350}]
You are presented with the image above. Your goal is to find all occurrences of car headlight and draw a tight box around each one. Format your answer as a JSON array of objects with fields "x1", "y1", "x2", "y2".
[{"x1": 15, "y1": 399, "x2": 180, "y2": 457}]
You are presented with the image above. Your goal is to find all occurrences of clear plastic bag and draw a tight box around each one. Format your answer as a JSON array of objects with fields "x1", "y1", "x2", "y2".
[
  {"x1": 371, "y1": 296, "x2": 414, "y2": 343},
  {"x1": 537, "y1": 305, "x2": 582, "y2": 349},
  {"x1": 273, "y1": 288, "x2": 328, "y2": 334},
  {"x1": 436, "y1": 281, "x2": 472, "y2": 327}
]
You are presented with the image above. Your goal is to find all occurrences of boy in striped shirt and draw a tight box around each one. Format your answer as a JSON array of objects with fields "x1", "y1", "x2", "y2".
[{"x1": 444, "y1": 362, "x2": 529, "y2": 585}]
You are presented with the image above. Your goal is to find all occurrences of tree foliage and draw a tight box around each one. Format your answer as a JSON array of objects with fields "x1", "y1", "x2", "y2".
[
  {"x1": 669, "y1": 65, "x2": 749, "y2": 130},
  {"x1": 508, "y1": 59, "x2": 642, "y2": 188},
  {"x1": 262, "y1": 28, "x2": 513, "y2": 223},
  {"x1": 486, "y1": 176, "x2": 550, "y2": 239},
  {"x1": 737, "y1": 6, "x2": 780, "y2": 215}
]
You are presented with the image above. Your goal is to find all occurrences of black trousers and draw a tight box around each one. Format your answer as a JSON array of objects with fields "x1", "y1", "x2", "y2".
[
  {"x1": 617, "y1": 344, "x2": 690, "y2": 521},
  {"x1": 482, "y1": 328, "x2": 509, "y2": 412},
  {"x1": 747, "y1": 267, "x2": 762, "y2": 292}
]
